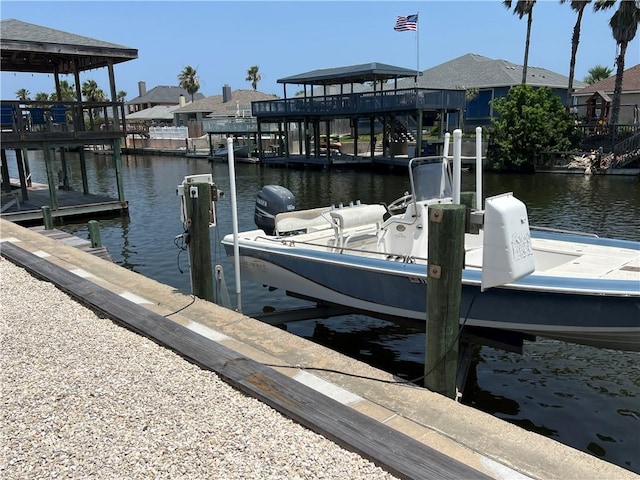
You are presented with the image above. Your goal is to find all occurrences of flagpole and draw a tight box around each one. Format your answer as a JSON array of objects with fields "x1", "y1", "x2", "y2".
[{"x1": 416, "y1": 12, "x2": 420, "y2": 82}]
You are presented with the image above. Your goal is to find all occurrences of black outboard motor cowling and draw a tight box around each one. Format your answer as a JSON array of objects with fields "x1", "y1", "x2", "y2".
[{"x1": 254, "y1": 185, "x2": 297, "y2": 235}]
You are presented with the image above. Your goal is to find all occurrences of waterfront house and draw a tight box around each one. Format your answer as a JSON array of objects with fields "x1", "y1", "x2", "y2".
[
  {"x1": 572, "y1": 63, "x2": 640, "y2": 127},
  {"x1": 126, "y1": 81, "x2": 205, "y2": 115},
  {"x1": 396, "y1": 53, "x2": 584, "y2": 132}
]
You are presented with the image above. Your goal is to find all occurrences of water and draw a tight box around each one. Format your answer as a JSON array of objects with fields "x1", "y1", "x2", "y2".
[{"x1": 12, "y1": 151, "x2": 640, "y2": 473}]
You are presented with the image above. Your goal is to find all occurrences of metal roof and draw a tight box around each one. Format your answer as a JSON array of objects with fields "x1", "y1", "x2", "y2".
[
  {"x1": 1, "y1": 18, "x2": 138, "y2": 74},
  {"x1": 277, "y1": 62, "x2": 421, "y2": 86}
]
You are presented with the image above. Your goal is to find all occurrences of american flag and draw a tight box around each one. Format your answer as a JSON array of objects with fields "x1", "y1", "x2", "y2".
[{"x1": 394, "y1": 14, "x2": 418, "y2": 32}]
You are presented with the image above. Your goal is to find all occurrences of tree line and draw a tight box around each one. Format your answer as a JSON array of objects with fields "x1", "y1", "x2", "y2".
[{"x1": 14, "y1": 64, "x2": 262, "y2": 104}]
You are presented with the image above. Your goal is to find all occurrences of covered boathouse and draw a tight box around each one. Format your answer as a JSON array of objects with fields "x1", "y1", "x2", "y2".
[
  {"x1": 251, "y1": 62, "x2": 466, "y2": 167},
  {"x1": 0, "y1": 19, "x2": 138, "y2": 224}
]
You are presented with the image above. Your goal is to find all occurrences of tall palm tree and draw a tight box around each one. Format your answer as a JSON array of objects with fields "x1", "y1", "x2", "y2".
[
  {"x1": 117, "y1": 90, "x2": 127, "y2": 102},
  {"x1": 246, "y1": 65, "x2": 262, "y2": 91},
  {"x1": 603, "y1": 0, "x2": 640, "y2": 128},
  {"x1": 15, "y1": 88, "x2": 30, "y2": 100},
  {"x1": 503, "y1": 0, "x2": 537, "y2": 84},
  {"x1": 584, "y1": 64, "x2": 614, "y2": 84},
  {"x1": 561, "y1": 0, "x2": 593, "y2": 107},
  {"x1": 178, "y1": 65, "x2": 200, "y2": 102}
]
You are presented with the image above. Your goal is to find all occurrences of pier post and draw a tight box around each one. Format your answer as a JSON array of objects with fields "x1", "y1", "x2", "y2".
[
  {"x1": 43, "y1": 147, "x2": 58, "y2": 210},
  {"x1": 459, "y1": 191, "x2": 476, "y2": 233},
  {"x1": 15, "y1": 149, "x2": 29, "y2": 201},
  {"x1": 425, "y1": 204, "x2": 465, "y2": 398},
  {"x1": 88, "y1": 220, "x2": 102, "y2": 248},
  {"x1": 42, "y1": 206, "x2": 54, "y2": 230},
  {"x1": 184, "y1": 182, "x2": 215, "y2": 303}
]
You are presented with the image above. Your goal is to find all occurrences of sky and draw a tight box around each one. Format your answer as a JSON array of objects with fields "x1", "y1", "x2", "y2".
[{"x1": 1, "y1": 0, "x2": 639, "y2": 101}]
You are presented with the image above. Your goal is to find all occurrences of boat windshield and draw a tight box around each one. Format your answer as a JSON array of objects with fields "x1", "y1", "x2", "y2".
[{"x1": 410, "y1": 158, "x2": 453, "y2": 202}]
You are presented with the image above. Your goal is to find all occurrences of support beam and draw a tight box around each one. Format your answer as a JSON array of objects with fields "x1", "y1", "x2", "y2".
[{"x1": 43, "y1": 147, "x2": 59, "y2": 210}]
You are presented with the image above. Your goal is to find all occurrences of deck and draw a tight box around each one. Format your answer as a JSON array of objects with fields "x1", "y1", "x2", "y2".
[{"x1": 1, "y1": 181, "x2": 127, "y2": 224}]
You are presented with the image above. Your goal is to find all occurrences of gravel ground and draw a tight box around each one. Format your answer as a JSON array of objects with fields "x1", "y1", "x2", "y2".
[{"x1": 0, "y1": 259, "x2": 399, "y2": 480}]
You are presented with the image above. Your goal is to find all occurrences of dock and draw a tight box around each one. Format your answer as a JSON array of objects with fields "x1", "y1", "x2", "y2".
[
  {"x1": 0, "y1": 218, "x2": 635, "y2": 480},
  {"x1": 0, "y1": 180, "x2": 127, "y2": 224},
  {"x1": 30, "y1": 225, "x2": 112, "y2": 261}
]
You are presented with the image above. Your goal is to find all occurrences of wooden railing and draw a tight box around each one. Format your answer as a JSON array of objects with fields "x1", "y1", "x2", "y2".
[
  {"x1": 0, "y1": 100, "x2": 126, "y2": 145},
  {"x1": 251, "y1": 88, "x2": 466, "y2": 118}
]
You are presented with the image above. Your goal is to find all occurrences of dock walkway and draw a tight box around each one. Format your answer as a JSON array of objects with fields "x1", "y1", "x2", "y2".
[
  {"x1": 1, "y1": 219, "x2": 635, "y2": 480},
  {"x1": 30, "y1": 226, "x2": 112, "y2": 261}
]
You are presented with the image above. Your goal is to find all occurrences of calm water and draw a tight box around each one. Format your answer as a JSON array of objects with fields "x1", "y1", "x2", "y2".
[{"x1": 14, "y1": 151, "x2": 640, "y2": 474}]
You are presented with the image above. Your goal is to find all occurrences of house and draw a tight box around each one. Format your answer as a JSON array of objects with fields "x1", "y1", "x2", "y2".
[
  {"x1": 399, "y1": 53, "x2": 584, "y2": 132},
  {"x1": 572, "y1": 64, "x2": 640, "y2": 126},
  {"x1": 173, "y1": 84, "x2": 278, "y2": 138},
  {"x1": 126, "y1": 81, "x2": 205, "y2": 114}
]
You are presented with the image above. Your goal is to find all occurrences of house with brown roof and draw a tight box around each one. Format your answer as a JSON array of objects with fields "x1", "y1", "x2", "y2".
[{"x1": 572, "y1": 64, "x2": 640, "y2": 125}]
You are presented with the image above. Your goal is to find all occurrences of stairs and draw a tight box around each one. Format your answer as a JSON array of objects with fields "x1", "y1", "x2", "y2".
[{"x1": 613, "y1": 132, "x2": 640, "y2": 168}]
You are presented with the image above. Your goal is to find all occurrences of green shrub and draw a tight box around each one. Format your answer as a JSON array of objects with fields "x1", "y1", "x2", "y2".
[{"x1": 487, "y1": 84, "x2": 577, "y2": 172}]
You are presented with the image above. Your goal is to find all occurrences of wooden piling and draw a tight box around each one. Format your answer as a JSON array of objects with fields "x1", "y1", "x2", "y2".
[
  {"x1": 88, "y1": 220, "x2": 102, "y2": 248},
  {"x1": 42, "y1": 206, "x2": 53, "y2": 230},
  {"x1": 184, "y1": 182, "x2": 214, "y2": 303},
  {"x1": 425, "y1": 204, "x2": 465, "y2": 398},
  {"x1": 459, "y1": 191, "x2": 476, "y2": 233}
]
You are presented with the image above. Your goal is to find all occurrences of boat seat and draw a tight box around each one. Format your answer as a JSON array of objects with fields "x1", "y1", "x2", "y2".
[
  {"x1": 330, "y1": 204, "x2": 387, "y2": 249},
  {"x1": 274, "y1": 207, "x2": 333, "y2": 234}
]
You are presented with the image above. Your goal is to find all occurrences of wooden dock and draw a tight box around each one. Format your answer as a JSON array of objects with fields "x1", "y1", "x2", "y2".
[
  {"x1": 30, "y1": 226, "x2": 112, "y2": 261},
  {"x1": 1, "y1": 181, "x2": 127, "y2": 224}
]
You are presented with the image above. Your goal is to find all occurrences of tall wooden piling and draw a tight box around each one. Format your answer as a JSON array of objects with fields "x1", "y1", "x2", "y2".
[
  {"x1": 184, "y1": 182, "x2": 214, "y2": 303},
  {"x1": 425, "y1": 204, "x2": 465, "y2": 398}
]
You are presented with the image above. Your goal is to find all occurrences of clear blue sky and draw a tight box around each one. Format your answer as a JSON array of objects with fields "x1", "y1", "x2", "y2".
[{"x1": 1, "y1": 0, "x2": 638, "y2": 100}]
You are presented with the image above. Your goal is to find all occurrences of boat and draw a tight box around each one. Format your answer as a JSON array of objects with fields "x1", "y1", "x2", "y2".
[
  {"x1": 211, "y1": 143, "x2": 256, "y2": 162},
  {"x1": 221, "y1": 131, "x2": 640, "y2": 352}
]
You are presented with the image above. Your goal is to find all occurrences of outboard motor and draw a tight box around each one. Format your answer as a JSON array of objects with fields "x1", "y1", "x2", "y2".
[{"x1": 254, "y1": 185, "x2": 297, "y2": 235}]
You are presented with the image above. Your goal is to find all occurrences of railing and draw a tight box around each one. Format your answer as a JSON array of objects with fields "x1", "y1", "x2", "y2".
[
  {"x1": 0, "y1": 100, "x2": 126, "y2": 143},
  {"x1": 613, "y1": 132, "x2": 640, "y2": 168},
  {"x1": 251, "y1": 88, "x2": 466, "y2": 118}
]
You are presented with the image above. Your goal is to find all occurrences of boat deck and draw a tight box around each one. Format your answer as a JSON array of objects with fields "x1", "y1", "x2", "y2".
[{"x1": 242, "y1": 210, "x2": 640, "y2": 285}]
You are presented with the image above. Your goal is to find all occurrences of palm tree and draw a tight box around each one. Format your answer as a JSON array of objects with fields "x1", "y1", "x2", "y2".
[
  {"x1": 178, "y1": 65, "x2": 200, "y2": 102},
  {"x1": 246, "y1": 65, "x2": 262, "y2": 91},
  {"x1": 49, "y1": 80, "x2": 76, "y2": 101},
  {"x1": 584, "y1": 64, "x2": 614, "y2": 84},
  {"x1": 81, "y1": 79, "x2": 105, "y2": 102},
  {"x1": 34, "y1": 92, "x2": 49, "y2": 102},
  {"x1": 603, "y1": 0, "x2": 640, "y2": 128},
  {"x1": 503, "y1": 0, "x2": 537, "y2": 84},
  {"x1": 82, "y1": 79, "x2": 106, "y2": 127},
  {"x1": 15, "y1": 88, "x2": 30, "y2": 100},
  {"x1": 117, "y1": 90, "x2": 127, "y2": 102},
  {"x1": 561, "y1": 0, "x2": 594, "y2": 107}
]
